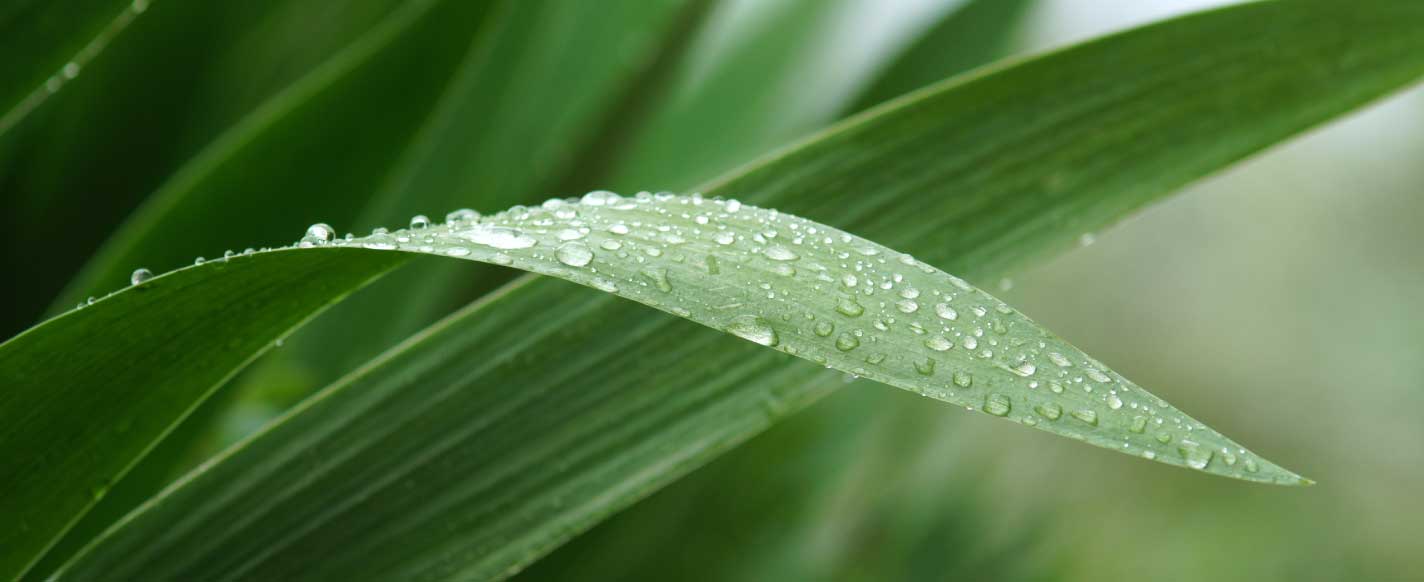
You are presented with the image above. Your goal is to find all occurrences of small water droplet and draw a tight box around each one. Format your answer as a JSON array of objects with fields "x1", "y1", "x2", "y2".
[
  {"x1": 835, "y1": 332, "x2": 860, "y2": 351},
  {"x1": 1047, "y1": 352, "x2": 1072, "y2": 367},
  {"x1": 983, "y1": 393, "x2": 1012, "y2": 416},
  {"x1": 952, "y1": 370, "x2": 973, "y2": 388},
  {"x1": 725, "y1": 199, "x2": 742, "y2": 213},
  {"x1": 1130, "y1": 416, "x2": 1148, "y2": 433},
  {"x1": 962, "y1": 336, "x2": 978, "y2": 350},
  {"x1": 1009, "y1": 361, "x2": 1036, "y2": 377},
  {"x1": 813, "y1": 321, "x2": 835, "y2": 337},
  {"x1": 556, "y1": 242, "x2": 594, "y2": 267},
  {"x1": 895, "y1": 299, "x2": 919, "y2": 313},
  {"x1": 581, "y1": 190, "x2": 621, "y2": 206},
  {"x1": 130, "y1": 268, "x2": 153, "y2": 285},
  {"x1": 1107, "y1": 395, "x2": 1123, "y2": 409},
  {"x1": 1034, "y1": 403, "x2": 1063, "y2": 420},
  {"x1": 727, "y1": 315, "x2": 777, "y2": 346},
  {"x1": 914, "y1": 357, "x2": 937, "y2": 376},
  {"x1": 445, "y1": 247, "x2": 471, "y2": 257},
  {"x1": 1086, "y1": 369, "x2": 1112, "y2": 383},
  {"x1": 714, "y1": 231, "x2": 735, "y2": 245},
  {"x1": 409, "y1": 214, "x2": 431, "y2": 229}
]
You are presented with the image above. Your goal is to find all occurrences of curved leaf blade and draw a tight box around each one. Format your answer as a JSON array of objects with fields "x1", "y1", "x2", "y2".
[{"x1": 48, "y1": 193, "x2": 1299, "y2": 581}]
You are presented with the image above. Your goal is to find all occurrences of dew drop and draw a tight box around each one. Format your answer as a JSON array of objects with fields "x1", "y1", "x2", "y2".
[
  {"x1": 914, "y1": 357, "x2": 936, "y2": 376},
  {"x1": 409, "y1": 214, "x2": 431, "y2": 229},
  {"x1": 445, "y1": 208, "x2": 479, "y2": 223},
  {"x1": 1086, "y1": 368, "x2": 1112, "y2": 383},
  {"x1": 1047, "y1": 352, "x2": 1072, "y2": 367},
  {"x1": 925, "y1": 336, "x2": 953, "y2": 352},
  {"x1": 813, "y1": 321, "x2": 835, "y2": 337},
  {"x1": 764, "y1": 245, "x2": 799, "y2": 261},
  {"x1": 1071, "y1": 409, "x2": 1099, "y2": 426},
  {"x1": 1009, "y1": 361, "x2": 1036, "y2": 377},
  {"x1": 835, "y1": 332, "x2": 860, "y2": 352},
  {"x1": 962, "y1": 336, "x2": 979, "y2": 350},
  {"x1": 725, "y1": 199, "x2": 742, "y2": 213},
  {"x1": 301, "y1": 223, "x2": 335, "y2": 245},
  {"x1": 641, "y1": 267, "x2": 672, "y2": 292},
  {"x1": 983, "y1": 393, "x2": 1012, "y2": 416},
  {"x1": 952, "y1": 370, "x2": 973, "y2": 388},
  {"x1": 1034, "y1": 402, "x2": 1063, "y2": 420},
  {"x1": 444, "y1": 247, "x2": 471, "y2": 257},
  {"x1": 895, "y1": 299, "x2": 919, "y2": 313},
  {"x1": 581, "y1": 190, "x2": 621, "y2": 206},
  {"x1": 1130, "y1": 416, "x2": 1148, "y2": 433},
  {"x1": 714, "y1": 231, "x2": 736, "y2": 245},
  {"x1": 934, "y1": 303, "x2": 958, "y2": 321},
  {"x1": 835, "y1": 298, "x2": 864, "y2": 317},
  {"x1": 727, "y1": 315, "x2": 778, "y2": 346},
  {"x1": 1178, "y1": 440, "x2": 1213, "y2": 469},
  {"x1": 459, "y1": 226, "x2": 537, "y2": 249},
  {"x1": 129, "y1": 268, "x2": 153, "y2": 285},
  {"x1": 556, "y1": 242, "x2": 594, "y2": 267},
  {"x1": 1107, "y1": 395, "x2": 1123, "y2": 410}
]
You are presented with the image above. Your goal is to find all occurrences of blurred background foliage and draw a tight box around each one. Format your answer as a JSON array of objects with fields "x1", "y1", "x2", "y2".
[{"x1": 4, "y1": 1, "x2": 1422, "y2": 580}]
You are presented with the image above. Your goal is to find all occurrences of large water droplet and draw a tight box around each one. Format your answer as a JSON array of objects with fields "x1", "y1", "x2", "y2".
[
  {"x1": 302, "y1": 223, "x2": 334, "y2": 245},
  {"x1": 952, "y1": 370, "x2": 973, "y2": 388},
  {"x1": 727, "y1": 316, "x2": 778, "y2": 346},
  {"x1": 459, "y1": 226, "x2": 537, "y2": 249},
  {"x1": 934, "y1": 303, "x2": 958, "y2": 321},
  {"x1": 556, "y1": 242, "x2": 594, "y2": 267},
  {"x1": 130, "y1": 268, "x2": 153, "y2": 285},
  {"x1": 641, "y1": 267, "x2": 672, "y2": 292},
  {"x1": 581, "y1": 190, "x2": 621, "y2": 206},
  {"x1": 835, "y1": 332, "x2": 860, "y2": 351},
  {"x1": 925, "y1": 336, "x2": 953, "y2": 351},
  {"x1": 1034, "y1": 402, "x2": 1063, "y2": 420},
  {"x1": 764, "y1": 245, "x2": 799, "y2": 261},
  {"x1": 1178, "y1": 440, "x2": 1213, "y2": 469},
  {"x1": 895, "y1": 299, "x2": 919, "y2": 313},
  {"x1": 1070, "y1": 409, "x2": 1099, "y2": 426},
  {"x1": 835, "y1": 298, "x2": 864, "y2": 317},
  {"x1": 983, "y1": 393, "x2": 1012, "y2": 416},
  {"x1": 914, "y1": 357, "x2": 936, "y2": 376},
  {"x1": 813, "y1": 321, "x2": 835, "y2": 337},
  {"x1": 409, "y1": 215, "x2": 431, "y2": 229}
]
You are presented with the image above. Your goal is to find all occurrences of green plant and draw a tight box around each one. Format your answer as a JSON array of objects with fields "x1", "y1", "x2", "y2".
[{"x1": 4, "y1": 1, "x2": 1423, "y2": 580}]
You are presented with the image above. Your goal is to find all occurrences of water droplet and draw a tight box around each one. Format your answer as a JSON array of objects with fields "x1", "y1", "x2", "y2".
[
  {"x1": 194, "y1": 257, "x2": 206, "y2": 266},
  {"x1": 983, "y1": 393, "x2": 1012, "y2": 416},
  {"x1": 459, "y1": 226, "x2": 537, "y2": 249},
  {"x1": 952, "y1": 370, "x2": 973, "y2": 388},
  {"x1": 813, "y1": 321, "x2": 835, "y2": 337},
  {"x1": 1034, "y1": 403, "x2": 1063, "y2": 420},
  {"x1": 1071, "y1": 409, "x2": 1099, "y2": 426},
  {"x1": 895, "y1": 299, "x2": 919, "y2": 313},
  {"x1": 725, "y1": 199, "x2": 743, "y2": 213},
  {"x1": 1107, "y1": 395, "x2": 1123, "y2": 409},
  {"x1": 934, "y1": 303, "x2": 958, "y2": 321},
  {"x1": 925, "y1": 336, "x2": 953, "y2": 351},
  {"x1": 556, "y1": 228, "x2": 587, "y2": 241},
  {"x1": 409, "y1": 214, "x2": 431, "y2": 229},
  {"x1": 764, "y1": 245, "x2": 798, "y2": 261},
  {"x1": 714, "y1": 231, "x2": 735, "y2": 245},
  {"x1": 1079, "y1": 232, "x2": 1096, "y2": 247},
  {"x1": 835, "y1": 332, "x2": 860, "y2": 351},
  {"x1": 556, "y1": 242, "x2": 594, "y2": 267},
  {"x1": 835, "y1": 298, "x2": 864, "y2": 317},
  {"x1": 1009, "y1": 361, "x2": 1036, "y2": 377},
  {"x1": 727, "y1": 315, "x2": 777, "y2": 346},
  {"x1": 1243, "y1": 459, "x2": 1259, "y2": 473},
  {"x1": 1047, "y1": 352, "x2": 1072, "y2": 367},
  {"x1": 1156, "y1": 433, "x2": 1173, "y2": 444},
  {"x1": 1178, "y1": 440, "x2": 1213, "y2": 469},
  {"x1": 445, "y1": 247, "x2": 471, "y2": 257},
  {"x1": 962, "y1": 336, "x2": 978, "y2": 350},
  {"x1": 445, "y1": 208, "x2": 479, "y2": 223},
  {"x1": 914, "y1": 357, "x2": 937, "y2": 376},
  {"x1": 1086, "y1": 368, "x2": 1112, "y2": 383},
  {"x1": 1130, "y1": 416, "x2": 1148, "y2": 433},
  {"x1": 641, "y1": 267, "x2": 672, "y2": 292},
  {"x1": 130, "y1": 268, "x2": 153, "y2": 285},
  {"x1": 1048, "y1": 381, "x2": 1064, "y2": 394},
  {"x1": 302, "y1": 223, "x2": 335, "y2": 245},
  {"x1": 581, "y1": 190, "x2": 621, "y2": 206}
]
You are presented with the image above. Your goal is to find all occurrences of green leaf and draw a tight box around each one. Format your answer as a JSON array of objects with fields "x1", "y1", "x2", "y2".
[
  {"x1": 845, "y1": 0, "x2": 1035, "y2": 114},
  {"x1": 0, "y1": 0, "x2": 145, "y2": 137},
  {"x1": 48, "y1": 194, "x2": 1297, "y2": 581},
  {"x1": 11, "y1": 0, "x2": 1424, "y2": 578}
]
